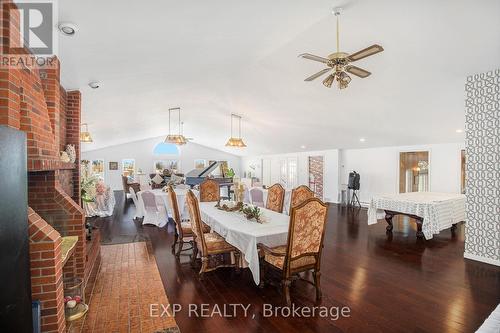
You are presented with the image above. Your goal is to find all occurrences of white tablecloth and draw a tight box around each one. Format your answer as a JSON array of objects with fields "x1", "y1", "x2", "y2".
[
  {"x1": 261, "y1": 188, "x2": 292, "y2": 215},
  {"x1": 136, "y1": 188, "x2": 198, "y2": 221},
  {"x1": 199, "y1": 202, "x2": 290, "y2": 284},
  {"x1": 368, "y1": 192, "x2": 466, "y2": 239}
]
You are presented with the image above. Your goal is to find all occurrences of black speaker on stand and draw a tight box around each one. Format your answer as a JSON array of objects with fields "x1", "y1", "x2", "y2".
[{"x1": 348, "y1": 171, "x2": 361, "y2": 208}]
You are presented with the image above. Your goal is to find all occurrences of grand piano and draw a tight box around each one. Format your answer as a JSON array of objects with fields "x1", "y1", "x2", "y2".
[{"x1": 185, "y1": 161, "x2": 234, "y2": 198}]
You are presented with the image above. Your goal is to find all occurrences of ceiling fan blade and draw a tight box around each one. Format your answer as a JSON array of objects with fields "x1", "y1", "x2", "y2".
[
  {"x1": 345, "y1": 65, "x2": 371, "y2": 78},
  {"x1": 304, "y1": 68, "x2": 332, "y2": 81},
  {"x1": 347, "y1": 44, "x2": 384, "y2": 62},
  {"x1": 299, "y1": 53, "x2": 330, "y2": 64}
]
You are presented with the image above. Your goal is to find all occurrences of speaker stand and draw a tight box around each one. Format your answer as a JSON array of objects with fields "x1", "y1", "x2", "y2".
[{"x1": 350, "y1": 190, "x2": 361, "y2": 208}]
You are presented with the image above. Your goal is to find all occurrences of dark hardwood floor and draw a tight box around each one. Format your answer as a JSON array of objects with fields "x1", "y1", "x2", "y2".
[{"x1": 89, "y1": 191, "x2": 500, "y2": 333}]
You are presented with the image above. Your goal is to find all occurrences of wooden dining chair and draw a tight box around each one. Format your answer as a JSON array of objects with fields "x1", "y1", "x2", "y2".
[
  {"x1": 290, "y1": 185, "x2": 314, "y2": 211},
  {"x1": 266, "y1": 183, "x2": 285, "y2": 213},
  {"x1": 199, "y1": 179, "x2": 220, "y2": 202},
  {"x1": 186, "y1": 190, "x2": 240, "y2": 279},
  {"x1": 258, "y1": 197, "x2": 329, "y2": 305},
  {"x1": 168, "y1": 186, "x2": 210, "y2": 258},
  {"x1": 168, "y1": 185, "x2": 193, "y2": 257}
]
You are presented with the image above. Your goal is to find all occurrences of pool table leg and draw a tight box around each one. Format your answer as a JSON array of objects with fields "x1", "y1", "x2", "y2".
[
  {"x1": 384, "y1": 212, "x2": 394, "y2": 232},
  {"x1": 416, "y1": 218, "x2": 424, "y2": 238}
]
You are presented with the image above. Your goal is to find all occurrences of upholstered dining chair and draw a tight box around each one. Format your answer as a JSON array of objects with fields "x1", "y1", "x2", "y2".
[
  {"x1": 168, "y1": 185, "x2": 210, "y2": 257},
  {"x1": 258, "y1": 197, "x2": 329, "y2": 305},
  {"x1": 168, "y1": 185, "x2": 193, "y2": 257},
  {"x1": 186, "y1": 190, "x2": 240, "y2": 279},
  {"x1": 249, "y1": 187, "x2": 265, "y2": 207},
  {"x1": 199, "y1": 179, "x2": 220, "y2": 202},
  {"x1": 266, "y1": 183, "x2": 285, "y2": 213},
  {"x1": 290, "y1": 185, "x2": 314, "y2": 211}
]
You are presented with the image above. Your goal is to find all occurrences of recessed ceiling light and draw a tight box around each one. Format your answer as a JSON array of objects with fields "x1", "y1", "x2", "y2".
[
  {"x1": 359, "y1": 138, "x2": 366, "y2": 142},
  {"x1": 88, "y1": 81, "x2": 100, "y2": 89},
  {"x1": 456, "y1": 129, "x2": 463, "y2": 133},
  {"x1": 58, "y1": 22, "x2": 78, "y2": 36},
  {"x1": 300, "y1": 145, "x2": 306, "y2": 149}
]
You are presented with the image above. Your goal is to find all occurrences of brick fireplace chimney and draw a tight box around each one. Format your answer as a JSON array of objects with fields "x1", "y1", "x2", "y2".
[{"x1": 1, "y1": 1, "x2": 98, "y2": 331}]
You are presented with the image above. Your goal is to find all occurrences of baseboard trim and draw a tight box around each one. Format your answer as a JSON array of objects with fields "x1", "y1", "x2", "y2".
[{"x1": 464, "y1": 252, "x2": 500, "y2": 266}]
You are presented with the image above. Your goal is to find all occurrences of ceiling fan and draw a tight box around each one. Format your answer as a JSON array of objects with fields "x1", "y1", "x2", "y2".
[{"x1": 299, "y1": 8, "x2": 383, "y2": 89}]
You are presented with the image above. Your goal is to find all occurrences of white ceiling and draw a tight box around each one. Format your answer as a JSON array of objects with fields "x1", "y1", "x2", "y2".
[{"x1": 56, "y1": 0, "x2": 500, "y2": 156}]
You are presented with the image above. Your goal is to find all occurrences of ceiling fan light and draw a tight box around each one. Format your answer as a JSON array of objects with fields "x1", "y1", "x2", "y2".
[
  {"x1": 322, "y1": 74, "x2": 335, "y2": 88},
  {"x1": 339, "y1": 80, "x2": 349, "y2": 89}
]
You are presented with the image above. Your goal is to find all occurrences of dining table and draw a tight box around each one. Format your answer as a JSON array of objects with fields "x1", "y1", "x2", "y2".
[
  {"x1": 198, "y1": 201, "x2": 290, "y2": 285},
  {"x1": 136, "y1": 188, "x2": 198, "y2": 221}
]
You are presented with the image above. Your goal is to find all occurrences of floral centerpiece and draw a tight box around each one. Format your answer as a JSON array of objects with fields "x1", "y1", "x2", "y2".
[
  {"x1": 215, "y1": 200, "x2": 264, "y2": 223},
  {"x1": 216, "y1": 200, "x2": 244, "y2": 212},
  {"x1": 241, "y1": 204, "x2": 263, "y2": 223}
]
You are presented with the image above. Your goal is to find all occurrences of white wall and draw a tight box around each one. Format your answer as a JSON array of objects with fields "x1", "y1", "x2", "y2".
[
  {"x1": 339, "y1": 143, "x2": 465, "y2": 204},
  {"x1": 242, "y1": 143, "x2": 464, "y2": 205},
  {"x1": 82, "y1": 136, "x2": 242, "y2": 190},
  {"x1": 242, "y1": 149, "x2": 340, "y2": 203}
]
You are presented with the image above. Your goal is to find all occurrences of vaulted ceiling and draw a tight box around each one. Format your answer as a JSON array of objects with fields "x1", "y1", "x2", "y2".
[{"x1": 57, "y1": 0, "x2": 500, "y2": 155}]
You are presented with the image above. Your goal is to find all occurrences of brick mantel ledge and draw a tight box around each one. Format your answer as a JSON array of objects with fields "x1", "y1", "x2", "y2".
[{"x1": 29, "y1": 159, "x2": 76, "y2": 172}]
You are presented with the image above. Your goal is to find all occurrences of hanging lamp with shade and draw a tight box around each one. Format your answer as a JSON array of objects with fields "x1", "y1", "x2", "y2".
[
  {"x1": 80, "y1": 123, "x2": 93, "y2": 143},
  {"x1": 225, "y1": 114, "x2": 246, "y2": 148},
  {"x1": 165, "y1": 107, "x2": 188, "y2": 145}
]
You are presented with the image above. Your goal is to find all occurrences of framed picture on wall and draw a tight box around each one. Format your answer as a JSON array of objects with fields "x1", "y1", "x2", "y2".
[
  {"x1": 109, "y1": 162, "x2": 118, "y2": 170},
  {"x1": 194, "y1": 159, "x2": 207, "y2": 169}
]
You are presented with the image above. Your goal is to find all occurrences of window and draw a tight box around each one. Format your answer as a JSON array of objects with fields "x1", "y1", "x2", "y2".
[
  {"x1": 278, "y1": 157, "x2": 298, "y2": 189},
  {"x1": 153, "y1": 143, "x2": 179, "y2": 155},
  {"x1": 153, "y1": 160, "x2": 179, "y2": 173},
  {"x1": 194, "y1": 159, "x2": 207, "y2": 169},
  {"x1": 152, "y1": 142, "x2": 180, "y2": 173},
  {"x1": 91, "y1": 159, "x2": 105, "y2": 180},
  {"x1": 122, "y1": 159, "x2": 135, "y2": 176}
]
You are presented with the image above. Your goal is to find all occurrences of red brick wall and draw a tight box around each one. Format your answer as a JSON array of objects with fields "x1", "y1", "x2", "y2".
[
  {"x1": 28, "y1": 171, "x2": 86, "y2": 278},
  {"x1": 1, "y1": 2, "x2": 86, "y2": 332},
  {"x1": 0, "y1": 2, "x2": 23, "y2": 126},
  {"x1": 40, "y1": 61, "x2": 61, "y2": 151},
  {"x1": 28, "y1": 208, "x2": 66, "y2": 333},
  {"x1": 57, "y1": 169, "x2": 74, "y2": 197},
  {"x1": 66, "y1": 91, "x2": 81, "y2": 201},
  {"x1": 59, "y1": 87, "x2": 67, "y2": 151}
]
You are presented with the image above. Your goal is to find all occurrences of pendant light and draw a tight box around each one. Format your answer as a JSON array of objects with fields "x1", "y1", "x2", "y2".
[
  {"x1": 225, "y1": 114, "x2": 246, "y2": 148},
  {"x1": 80, "y1": 123, "x2": 93, "y2": 143},
  {"x1": 165, "y1": 107, "x2": 187, "y2": 145}
]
